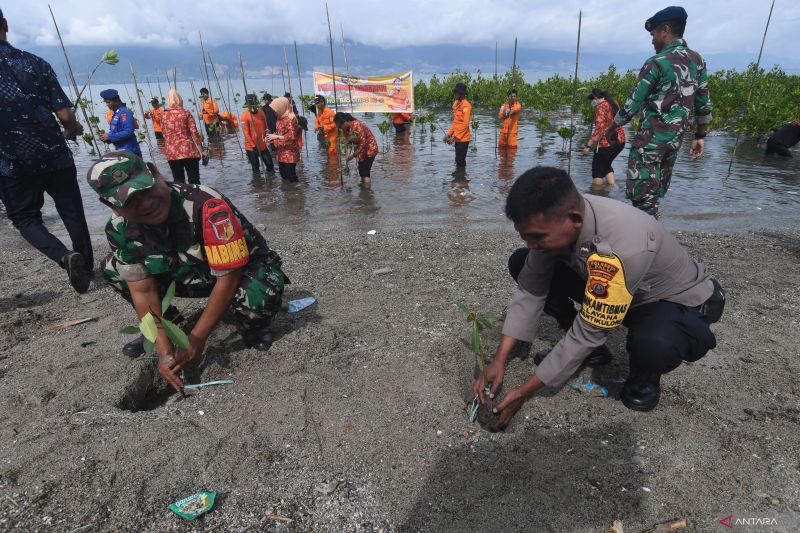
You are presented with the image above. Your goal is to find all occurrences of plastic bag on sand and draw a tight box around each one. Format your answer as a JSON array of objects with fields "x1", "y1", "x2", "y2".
[
  {"x1": 288, "y1": 297, "x2": 316, "y2": 313},
  {"x1": 169, "y1": 491, "x2": 216, "y2": 520},
  {"x1": 570, "y1": 375, "x2": 608, "y2": 397}
]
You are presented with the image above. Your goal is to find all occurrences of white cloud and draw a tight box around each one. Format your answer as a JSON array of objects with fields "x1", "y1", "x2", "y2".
[{"x1": 4, "y1": 0, "x2": 799, "y2": 58}]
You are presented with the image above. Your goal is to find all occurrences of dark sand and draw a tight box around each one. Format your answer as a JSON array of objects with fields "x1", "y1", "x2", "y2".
[{"x1": 1, "y1": 224, "x2": 799, "y2": 532}]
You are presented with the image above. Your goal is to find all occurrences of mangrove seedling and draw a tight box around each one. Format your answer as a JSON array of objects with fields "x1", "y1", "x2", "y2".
[
  {"x1": 456, "y1": 301, "x2": 494, "y2": 422},
  {"x1": 377, "y1": 120, "x2": 391, "y2": 144},
  {"x1": 557, "y1": 124, "x2": 576, "y2": 153},
  {"x1": 119, "y1": 281, "x2": 189, "y2": 358},
  {"x1": 74, "y1": 49, "x2": 119, "y2": 103}
]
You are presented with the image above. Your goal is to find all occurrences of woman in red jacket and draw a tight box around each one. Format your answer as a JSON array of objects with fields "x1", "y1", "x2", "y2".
[
  {"x1": 582, "y1": 88, "x2": 626, "y2": 188},
  {"x1": 266, "y1": 97, "x2": 300, "y2": 182},
  {"x1": 161, "y1": 89, "x2": 206, "y2": 184},
  {"x1": 334, "y1": 112, "x2": 379, "y2": 187}
]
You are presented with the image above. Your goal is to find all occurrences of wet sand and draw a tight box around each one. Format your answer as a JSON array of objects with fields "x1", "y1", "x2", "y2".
[{"x1": 1, "y1": 223, "x2": 799, "y2": 531}]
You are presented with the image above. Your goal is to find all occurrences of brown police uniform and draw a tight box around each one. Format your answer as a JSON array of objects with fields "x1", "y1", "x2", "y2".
[{"x1": 503, "y1": 195, "x2": 721, "y2": 398}]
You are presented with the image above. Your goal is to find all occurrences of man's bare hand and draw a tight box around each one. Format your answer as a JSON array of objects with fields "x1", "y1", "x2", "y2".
[
  {"x1": 472, "y1": 360, "x2": 505, "y2": 404},
  {"x1": 490, "y1": 386, "x2": 527, "y2": 432},
  {"x1": 158, "y1": 354, "x2": 183, "y2": 392},
  {"x1": 172, "y1": 333, "x2": 205, "y2": 373}
]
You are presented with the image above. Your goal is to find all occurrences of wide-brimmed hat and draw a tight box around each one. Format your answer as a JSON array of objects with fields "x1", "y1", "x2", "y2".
[{"x1": 86, "y1": 151, "x2": 156, "y2": 208}]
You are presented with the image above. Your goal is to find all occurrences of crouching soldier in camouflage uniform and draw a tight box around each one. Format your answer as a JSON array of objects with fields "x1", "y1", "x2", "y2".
[
  {"x1": 87, "y1": 151, "x2": 286, "y2": 392},
  {"x1": 608, "y1": 6, "x2": 711, "y2": 218}
]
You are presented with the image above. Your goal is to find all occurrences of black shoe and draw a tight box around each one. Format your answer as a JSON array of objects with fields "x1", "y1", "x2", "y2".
[
  {"x1": 620, "y1": 372, "x2": 662, "y2": 412},
  {"x1": 240, "y1": 321, "x2": 273, "y2": 351},
  {"x1": 63, "y1": 252, "x2": 90, "y2": 293},
  {"x1": 123, "y1": 335, "x2": 146, "y2": 358},
  {"x1": 534, "y1": 344, "x2": 612, "y2": 367}
]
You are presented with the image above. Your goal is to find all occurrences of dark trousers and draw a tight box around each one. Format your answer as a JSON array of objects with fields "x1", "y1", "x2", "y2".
[
  {"x1": 394, "y1": 123, "x2": 407, "y2": 134},
  {"x1": 508, "y1": 248, "x2": 717, "y2": 375},
  {"x1": 167, "y1": 158, "x2": 201, "y2": 184},
  {"x1": 0, "y1": 166, "x2": 93, "y2": 268},
  {"x1": 765, "y1": 137, "x2": 792, "y2": 157},
  {"x1": 246, "y1": 149, "x2": 274, "y2": 173},
  {"x1": 455, "y1": 141, "x2": 469, "y2": 167},
  {"x1": 154, "y1": 131, "x2": 164, "y2": 140},
  {"x1": 278, "y1": 162, "x2": 298, "y2": 182}
]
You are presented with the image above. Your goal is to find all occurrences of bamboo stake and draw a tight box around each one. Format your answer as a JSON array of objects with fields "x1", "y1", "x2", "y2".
[
  {"x1": 726, "y1": 0, "x2": 776, "y2": 177},
  {"x1": 494, "y1": 41, "x2": 498, "y2": 159},
  {"x1": 47, "y1": 4, "x2": 102, "y2": 154},
  {"x1": 155, "y1": 69, "x2": 165, "y2": 101},
  {"x1": 239, "y1": 51, "x2": 267, "y2": 179},
  {"x1": 279, "y1": 64, "x2": 286, "y2": 94},
  {"x1": 199, "y1": 33, "x2": 212, "y2": 90},
  {"x1": 294, "y1": 40, "x2": 310, "y2": 157},
  {"x1": 325, "y1": 2, "x2": 344, "y2": 184},
  {"x1": 172, "y1": 67, "x2": 177, "y2": 90},
  {"x1": 340, "y1": 24, "x2": 355, "y2": 113},
  {"x1": 567, "y1": 11, "x2": 582, "y2": 175},
  {"x1": 207, "y1": 53, "x2": 245, "y2": 158},
  {"x1": 188, "y1": 80, "x2": 205, "y2": 137},
  {"x1": 145, "y1": 77, "x2": 156, "y2": 100},
  {"x1": 129, "y1": 62, "x2": 157, "y2": 162},
  {"x1": 283, "y1": 46, "x2": 293, "y2": 98}
]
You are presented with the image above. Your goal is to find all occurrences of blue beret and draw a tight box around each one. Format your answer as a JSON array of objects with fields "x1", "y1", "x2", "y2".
[
  {"x1": 645, "y1": 6, "x2": 687, "y2": 32},
  {"x1": 100, "y1": 89, "x2": 119, "y2": 100}
]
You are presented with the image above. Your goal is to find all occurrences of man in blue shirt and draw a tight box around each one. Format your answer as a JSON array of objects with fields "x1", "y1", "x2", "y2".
[
  {"x1": 99, "y1": 89, "x2": 142, "y2": 156},
  {"x1": 0, "y1": 8, "x2": 93, "y2": 293}
]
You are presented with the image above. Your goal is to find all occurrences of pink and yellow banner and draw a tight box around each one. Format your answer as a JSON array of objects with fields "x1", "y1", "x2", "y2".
[{"x1": 312, "y1": 71, "x2": 414, "y2": 113}]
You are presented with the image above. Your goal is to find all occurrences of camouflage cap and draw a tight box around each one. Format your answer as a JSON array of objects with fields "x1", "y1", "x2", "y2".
[{"x1": 86, "y1": 150, "x2": 155, "y2": 208}]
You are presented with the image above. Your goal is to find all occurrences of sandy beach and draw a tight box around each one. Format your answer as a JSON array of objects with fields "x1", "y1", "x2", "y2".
[{"x1": 1, "y1": 220, "x2": 799, "y2": 532}]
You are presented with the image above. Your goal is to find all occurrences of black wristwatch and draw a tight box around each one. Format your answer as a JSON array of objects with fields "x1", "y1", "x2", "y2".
[{"x1": 694, "y1": 132, "x2": 707, "y2": 140}]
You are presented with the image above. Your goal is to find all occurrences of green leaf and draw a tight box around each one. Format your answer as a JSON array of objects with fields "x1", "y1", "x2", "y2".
[
  {"x1": 455, "y1": 301, "x2": 469, "y2": 315},
  {"x1": 162, "y1": 282, "x2": 176, "y2": 314},
  {"x1": 143, "y1": 338, "x2": 155, "y2": 355},
  {"x1": 161, "y1": 319, "x2": 189, "y2": 349},
  {"x1": 139, "y1": 312, "x2": 158, "y2": 343},
  {"x1": 118, "y1": 325, "x2": 140, "y2": 335},
  {"x1": 470, "y1": 325, "x2": 480, "y2": 354},
  {"x1": 477, "y1": 316, "x2": 493, "y2": 329}
]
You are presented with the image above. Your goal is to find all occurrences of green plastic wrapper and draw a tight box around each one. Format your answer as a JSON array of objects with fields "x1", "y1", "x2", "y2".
[{"x1": 169, "y1": 491, "x2": 217, "y2": 520}]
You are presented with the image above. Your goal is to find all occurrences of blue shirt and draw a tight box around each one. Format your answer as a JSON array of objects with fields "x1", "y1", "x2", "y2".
[
  {"x1": 0, "y1": 40, "x2": 75, "y2": 177},
  {"x1": 107, "y1": 105, "x2": 142, "y2": 155}
]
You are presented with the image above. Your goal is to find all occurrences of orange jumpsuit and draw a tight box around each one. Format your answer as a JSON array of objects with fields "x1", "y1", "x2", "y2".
[
  {"x1": 447, "y1": 99, "x2": 471, "y2": 142},
  {"x1": 392, "y1": 113, "x2": 413, "y2": 125},
  {"x1": 201, "y1": 97, "x2": 220, "y2": 126},
  {"x1": 498, "y1": 101, "x2": 522, "y2": 148},
  {"x1": 240, "y1": 109, "x2": 268, "y2": 151},
  {"x1": 315, "y1": 106, "x2": 338, "y2": 156},
  {"x1": 145, "y1": 106, "x2": 164, "y2": 133}
]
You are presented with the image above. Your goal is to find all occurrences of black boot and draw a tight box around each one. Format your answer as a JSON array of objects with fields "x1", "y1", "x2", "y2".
[
  {"x1": 239, "y1": 319, "x2": 273, "y2": 351},
  {"x1": 121, "y1": 306, "x2": 184, "y2": 358},
  {"x1": 620, "y1": 371, "x2": 662, "y2": 412},
  {"x1": 534, "y1": 344, "x2": 612, "y2": 367}
]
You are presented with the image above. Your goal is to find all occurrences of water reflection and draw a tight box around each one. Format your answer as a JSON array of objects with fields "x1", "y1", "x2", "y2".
[{"x1": 47, "y1": 92, "x2": 798, "y2": 244}]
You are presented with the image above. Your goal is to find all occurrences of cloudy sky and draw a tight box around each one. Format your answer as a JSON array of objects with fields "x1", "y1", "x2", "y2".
[{"x1": 3, "y1": 0, "x2": 799, "y2": 69}]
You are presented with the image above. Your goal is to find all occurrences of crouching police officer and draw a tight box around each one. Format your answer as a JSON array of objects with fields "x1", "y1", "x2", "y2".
[
  {"x1": 87, "y1": 151, "x2": 287, "y2": 391},
  {"x1": 473, "y1": 166, "x2": 725, "y2": 430}
]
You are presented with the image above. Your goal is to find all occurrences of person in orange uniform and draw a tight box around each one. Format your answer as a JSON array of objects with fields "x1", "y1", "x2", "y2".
[
  {"x1": 387, "y1": 77, "x2": 411, "y2": 111},
  {"x1": 392, "y1": 112, "x2": 414, "y2": 134},
  {"x1": 445, "y1": 82, "x2": 471, "y2": 168},
  {"x1": 144, "y1": 97, "x2": 165, "y2": 140},
  {"x1": 498, "y1": 88, "x2": 522, "y2": 150},
  {"x1": 198, "y1": 87, "x2": 220, "y2": 138},
  {"x1": 241, "y1": 94, "x2": 274, "y2": 174},
  {"x1": 313, "y1": 95, "x2": 338, "y2": 157}
]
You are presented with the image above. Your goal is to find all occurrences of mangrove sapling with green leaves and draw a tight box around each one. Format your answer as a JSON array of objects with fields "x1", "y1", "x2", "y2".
[
  {"x1": 74, "y1": 50, "x2": 119, "y2": 104},
  {"x1": 377, "y1": 120, "x2": 391, "y2": 145},
  {"x1": 119, "y1": 281, "x2": 189, "y2": 362},
  {"x1": 557, "y1": 124, "x2": 576, "y2": 153},
  {"x1": 456, "y1": 302, "x2": 495, "y2": 424},
  {"x1": 470, "y1": 119, "x2": 479, "y2": 150}
]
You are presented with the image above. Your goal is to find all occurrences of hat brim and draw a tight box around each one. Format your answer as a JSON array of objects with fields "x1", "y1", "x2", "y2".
[{"x1": 103, "y1": 172, "x2": 156, "y2": 208}]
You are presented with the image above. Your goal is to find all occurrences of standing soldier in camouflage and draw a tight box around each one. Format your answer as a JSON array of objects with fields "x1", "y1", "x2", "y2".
[
  {"x1": 87, "y1": 151, "x2": 287, "y2": 392},
  {"x1": 608, "y1": 6, "x2": 711, "y2": 218}
]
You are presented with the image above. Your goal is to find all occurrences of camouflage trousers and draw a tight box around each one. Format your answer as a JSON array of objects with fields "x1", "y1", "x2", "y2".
[
  {"x1": 625, "y1": 146, "x2": 680, "y2": 217},
  {"x1": 101, "y1": 253, "x2": 286, "y2": 325}
]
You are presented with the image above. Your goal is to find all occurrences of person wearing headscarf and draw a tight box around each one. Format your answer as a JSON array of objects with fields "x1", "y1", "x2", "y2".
[
  {"x1": 161, "y1": 89, "x2": 206, "y2": 184},
  {"x1": 582, "y1": 88, "x2": 626, "y2": 188},
  {"x1": 266, "y1": 97, "x2": 300, "y2": 182}
]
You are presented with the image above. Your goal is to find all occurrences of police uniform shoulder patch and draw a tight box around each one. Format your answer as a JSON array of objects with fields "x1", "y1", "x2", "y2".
[
  {"x1": 579, "y1": 252, "x2": 633, "y2": 330},
  {"x1": 201, "y1": 198, "x2": 249, "y2": 270}
]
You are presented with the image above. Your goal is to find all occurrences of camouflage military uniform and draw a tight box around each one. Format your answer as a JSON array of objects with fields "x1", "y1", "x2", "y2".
[
  {"x1": 100, "y1": 182, "x2": 286, "y2": 325},
  {"x1": 614, "y1": 38, "x2": 712, "y2": 216}
]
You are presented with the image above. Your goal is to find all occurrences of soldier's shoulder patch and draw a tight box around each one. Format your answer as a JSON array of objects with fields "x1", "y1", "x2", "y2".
[
  {"x1": 579, "y1": 252, "x2": 632, "y2": 330},
  {"x1": 202, "y1": 198, "x2": 249, "y2": 270}
]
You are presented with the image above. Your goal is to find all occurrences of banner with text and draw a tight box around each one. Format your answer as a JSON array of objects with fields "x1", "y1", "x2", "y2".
[{"x1": 312, "y1": 71, "x2": 414, "y2": 113}]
